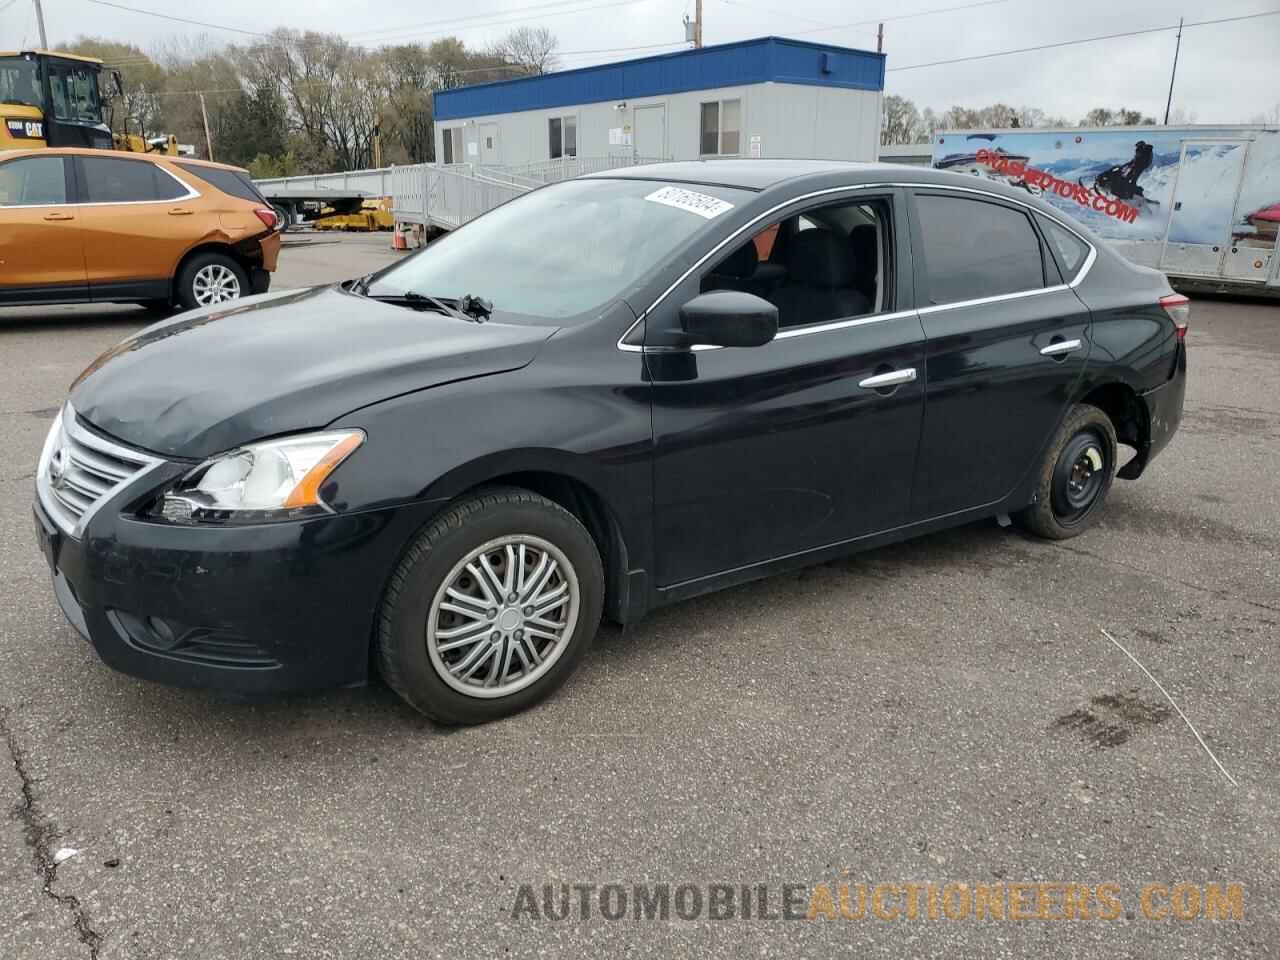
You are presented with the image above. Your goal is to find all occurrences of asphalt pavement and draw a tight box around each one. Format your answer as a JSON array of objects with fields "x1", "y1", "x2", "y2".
[{"x1": 1, "y1": 234, "x2": 1277, "y2": 959}]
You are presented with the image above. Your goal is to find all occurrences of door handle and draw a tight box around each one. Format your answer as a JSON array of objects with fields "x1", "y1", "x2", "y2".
[
  {"x1": 42, "y1": 212, "x2": 75, "y2": 221},
  {"x1": 859, "y1": 368, "x2": 917, "y2": 389},
  {"x1": 168, "y1": 207, "x2": 193, "y2": 216},
  {"x1": 1040, "y1": 338, "x2": 1082, "y2": 357}
]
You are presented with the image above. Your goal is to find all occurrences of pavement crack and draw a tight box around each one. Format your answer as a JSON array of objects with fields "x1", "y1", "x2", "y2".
[{"x1": 1, "y1": 705, "x2": 103, "y2": 959}]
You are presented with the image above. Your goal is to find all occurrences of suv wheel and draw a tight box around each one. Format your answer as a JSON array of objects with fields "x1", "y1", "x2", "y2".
[
  {"x1": 177, "y1": 252, "x2": 248, "y2": 309},
  {"x1": 1014, "y1": 403, "x2": 1118, "y2": 540},
  {"x1": 377, "y1": 488, "x2": 604, "y2": 724}
]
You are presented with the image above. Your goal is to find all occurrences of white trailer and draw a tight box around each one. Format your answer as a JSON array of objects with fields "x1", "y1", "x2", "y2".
[{"x1": 932, "y1": 125, "x2": 1280, "y2": 294}]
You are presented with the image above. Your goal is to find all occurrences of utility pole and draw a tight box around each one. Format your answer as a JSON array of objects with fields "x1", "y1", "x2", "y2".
[
  {"x1": 695, "y1": 0, "x2": 703, "y2": 48},
  {"x1": 1163, "y1": 17, "x2": 1183, "y2": 125},
  {"x1": 876, "y1": 23, "x2": 884, "y2": 54},
  {"x1": 32, "y1": 0, "x2": 48, "y2": 48},
  {"x1": 198, "y1": 93, "x2": 214, "y2": 161}
]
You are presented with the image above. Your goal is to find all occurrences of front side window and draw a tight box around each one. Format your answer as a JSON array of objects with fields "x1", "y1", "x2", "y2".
[
  {"x1": 80, "y1": 157, "x2": 186, "y2": 203},
  {"x1": 700, "y1": 99, "x2": 741, "y2": 156},
  {"x1": 366, "y1": 178, "x2": 752, "y2": 320},
  {"x1": 700, "y1": 197, "x2": 893, "y2": 328},
  {"x1": 0, "y1": 157, "x2": 67, "y2": 206},
  {"x1": 45, "y1": 61, "x2": 102, "y2": 123},
  {"x1": 914, "y1": 194, "x2": 1046, "y2": 305}
]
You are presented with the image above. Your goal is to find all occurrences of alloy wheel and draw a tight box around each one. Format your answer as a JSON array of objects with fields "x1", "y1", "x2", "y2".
[{"x1": 192, "y1": 264, "x2": 242, "y2": 305}]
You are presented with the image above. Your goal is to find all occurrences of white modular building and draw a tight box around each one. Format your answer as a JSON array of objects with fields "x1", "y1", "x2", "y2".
[{"x1": 433, "y1": 37, "x2": 885, "y2": 169}]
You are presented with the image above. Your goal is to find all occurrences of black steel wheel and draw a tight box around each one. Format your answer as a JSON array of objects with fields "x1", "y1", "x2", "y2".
[{"x1": 1014, "y1": 403, "x2": 1118, "y2": 540}]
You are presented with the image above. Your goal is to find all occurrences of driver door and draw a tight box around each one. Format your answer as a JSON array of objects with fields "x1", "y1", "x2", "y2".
[{"x1": 646, "y1": 190, "x2": 926, "y2": 591}]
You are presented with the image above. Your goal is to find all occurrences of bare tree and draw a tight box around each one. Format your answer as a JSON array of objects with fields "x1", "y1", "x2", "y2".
[
  {"x1": 880, "y1": 94, "x2": 921, "y2": 145},
  {"x1": 491, "y1": 26, "x2": 559, "y2": 75}
]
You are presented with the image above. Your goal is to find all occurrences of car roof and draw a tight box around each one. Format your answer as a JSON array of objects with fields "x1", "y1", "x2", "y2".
[
  {"x1": 0, "y1": 146, "x2": 250, "y2": 175},
  {"x1": 585, "y1": 158, "x2": 1087, "y2": 224}
]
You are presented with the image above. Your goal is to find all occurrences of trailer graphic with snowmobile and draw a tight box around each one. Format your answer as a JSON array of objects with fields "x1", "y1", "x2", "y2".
[{"x1": 932, "y1": 126, "x2": 1280, "y2": 292}]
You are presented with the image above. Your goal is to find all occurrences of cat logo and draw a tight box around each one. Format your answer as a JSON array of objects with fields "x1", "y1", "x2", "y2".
[{"x1": 5, "y1": 119, "x2": 44, "y2": 139}]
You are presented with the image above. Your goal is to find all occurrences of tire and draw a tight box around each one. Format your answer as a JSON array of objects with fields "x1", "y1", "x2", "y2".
[
  {"x1": 1014, "y1": 403, "x2": 1118, "y2": 540},
  {"x1": 377, "y1": 487, "x2": 604, "y2": 724},
  {"x1": 272, "y1": 203, "x2": 291, "y2": 233},
  {"x1": 175, "y1": 252, "x2": 249, "y2": 310}
]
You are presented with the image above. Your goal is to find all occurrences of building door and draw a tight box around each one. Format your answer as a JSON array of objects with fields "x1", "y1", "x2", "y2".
[
  {"x1": 1159, "y1": 140, "x2": 1249, "y2": 278},
  {"x1": 478, "y1": 123, "x2": 499, "y2": 165},
  {"x1": 633, "y1": 105, "x2": 666, "y2": 161}
]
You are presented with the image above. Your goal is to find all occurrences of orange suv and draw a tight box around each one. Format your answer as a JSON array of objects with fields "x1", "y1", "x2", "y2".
[{"x1": 0, "y1": 147, "x2": 280, "y2": 310}]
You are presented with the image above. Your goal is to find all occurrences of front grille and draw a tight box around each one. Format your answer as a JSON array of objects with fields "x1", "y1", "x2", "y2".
[{"x1": 37, "y1": 405, "x2": 162, "y2": 537}]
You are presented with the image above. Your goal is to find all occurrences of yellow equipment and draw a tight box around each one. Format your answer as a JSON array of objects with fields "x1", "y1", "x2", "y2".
[
  {"x1": 313, "y1": 198, "x2": 395, "y2": 232},
  {"x1": 0, "y1": 50, "x2": 177, "y2": 154}
]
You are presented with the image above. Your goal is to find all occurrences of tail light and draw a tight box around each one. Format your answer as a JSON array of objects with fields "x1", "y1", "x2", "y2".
[
  {"x1": 253, "y1": 207, "x2": 278, "y2": 231},
  {"x1": 1159, "y1": 293, "x2": 1190, "y2": 341}
]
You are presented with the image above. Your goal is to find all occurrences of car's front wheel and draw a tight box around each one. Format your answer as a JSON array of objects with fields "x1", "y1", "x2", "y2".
[
  {"x1": 176, "y1": 252, "x2": 248, "y2": 310},
  {"x1": 377, "y1": 488, "x2": 604, "y2": 724},
  {"x1": 1014, "y1": 403, "x2": 1118, "y2": 540}
]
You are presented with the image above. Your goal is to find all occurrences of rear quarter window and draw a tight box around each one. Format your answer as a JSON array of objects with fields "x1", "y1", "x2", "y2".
[
  {"x1": 1037, "y1": 215, "x2": 1091, "y2": 278},
  {"x1": 175, "y1": 163, "x2": 265, "y2": 204}
]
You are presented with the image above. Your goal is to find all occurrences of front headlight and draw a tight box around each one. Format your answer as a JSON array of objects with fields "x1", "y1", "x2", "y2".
[{"x1": 152, "y1": 430, "x2": 364, "y2": 524}]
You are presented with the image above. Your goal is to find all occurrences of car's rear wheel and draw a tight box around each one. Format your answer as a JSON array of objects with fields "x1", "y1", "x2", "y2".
[
  {"x1": 1014, "y1": 403, "x2": 1117, "y2": 540},
  {"x1": 176, "y1": 253, "x2": 248, "y2": 310},
  {"x1": 377, "y1": 488, "x2": 604, "y2": 724}
]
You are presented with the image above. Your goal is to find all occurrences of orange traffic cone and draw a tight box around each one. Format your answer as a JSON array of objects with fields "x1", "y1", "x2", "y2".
[{"x1": 392, "y1": 222, "x2": 408, "y2": 251}]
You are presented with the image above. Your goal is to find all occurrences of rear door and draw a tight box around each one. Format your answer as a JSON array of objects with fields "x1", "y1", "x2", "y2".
[
  {"x1": 73, "y1": 155, "x2": 196, "y2": 300},
  {"x1": 0, "y1": 154, "x2": 87, "y2": 303},
  {"x1": 907, "y1": 189, "x2": 1092, "y2": 519}
]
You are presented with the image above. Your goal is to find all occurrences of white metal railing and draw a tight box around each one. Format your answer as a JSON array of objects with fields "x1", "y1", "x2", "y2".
[
  {"x1": 391, "y1": 163, "x2": 525, "y2": 229},
  {"x1": 254, "y1": 166, "x2": 397, "y2": 196},
  {"x1": 491, "y1": 154, "x2": 664, "y2": 184}
]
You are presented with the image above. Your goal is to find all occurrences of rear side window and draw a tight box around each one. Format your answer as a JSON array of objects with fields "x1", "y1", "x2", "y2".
[
  {"x1": 175, "y1": 163, "x2": 264, "y2": 203},
  {"x1": 80, "y1": 157, "x2": 187, "y2": 203},
  {"x1": 0, "y1": 157, "x2": 67, "y2": 205},
  {"x1": 914, "y1": 194, "x2": 1046, "y2": 305},
  {"x1": 1038, "y1": 215, "x2": 1091, "y2": 278}
]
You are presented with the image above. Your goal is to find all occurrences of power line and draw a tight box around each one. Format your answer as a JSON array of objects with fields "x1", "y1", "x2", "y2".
[{"x1": 886, "y1": 7, "x2": 1280, "y2": 72}]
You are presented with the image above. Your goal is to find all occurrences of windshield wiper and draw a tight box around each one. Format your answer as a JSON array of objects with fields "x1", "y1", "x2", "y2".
[{"x1": 350, "y1": 276, "x2": 493, "y2": 323}]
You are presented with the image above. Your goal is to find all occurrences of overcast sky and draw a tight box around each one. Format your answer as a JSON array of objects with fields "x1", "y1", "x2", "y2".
[{"x1": 4, "y1": 0, "x2": 1278, "y2": 124}]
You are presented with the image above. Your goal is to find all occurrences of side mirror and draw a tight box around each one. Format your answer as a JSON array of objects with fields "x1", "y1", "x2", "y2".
[{"x1": 678, "y1": 291, "x2": 778, "y2": 348}]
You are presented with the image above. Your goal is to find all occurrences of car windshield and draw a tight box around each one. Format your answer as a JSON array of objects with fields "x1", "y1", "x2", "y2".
[
  {"x1": 0, "y1": 58, "x2": 42, "y2": 108},
  {"x1": 365, "y1": 178, "x2": 752, "y2": 320}
]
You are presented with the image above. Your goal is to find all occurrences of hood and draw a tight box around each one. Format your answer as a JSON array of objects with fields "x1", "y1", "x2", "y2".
[{"x1": 70, "y1": 285, "x2": 556, "y2": 459}]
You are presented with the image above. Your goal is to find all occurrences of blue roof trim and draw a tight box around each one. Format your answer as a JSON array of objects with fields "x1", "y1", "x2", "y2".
[{"x1": 435, "y1": 36, "x2": 885, "y2": 121}]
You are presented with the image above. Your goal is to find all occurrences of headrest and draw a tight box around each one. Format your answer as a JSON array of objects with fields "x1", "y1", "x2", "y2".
[
  {"x1": 711, "y1": 241, "x2": 758, "y2": 280},
  {"x1": 849, "y1": 223, "x2": 877, "y2": 261},
  {"x1": 788, "y1": 229, "x2": 857, "y2": 288}
]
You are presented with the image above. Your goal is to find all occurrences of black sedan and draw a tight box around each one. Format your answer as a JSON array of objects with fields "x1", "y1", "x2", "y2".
[{"x1": 34, "y1": 160, "x2": 1187, "y2": 723}]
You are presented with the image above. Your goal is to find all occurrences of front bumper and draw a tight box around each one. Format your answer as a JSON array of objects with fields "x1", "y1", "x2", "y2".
[{"x1": 34, "y1": 488, "x2": 439, "y2": 695}]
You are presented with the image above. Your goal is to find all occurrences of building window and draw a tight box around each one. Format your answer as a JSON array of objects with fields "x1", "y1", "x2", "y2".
[
  {"x1": 700, "y1": 98, "x2": 741, "y2": 156},
  {"x1": 549, "y1": 116, "x2": 577, "y2": 159},
  {"x1": 441, "y1": 127, "x2": 462, "y2": 165}
]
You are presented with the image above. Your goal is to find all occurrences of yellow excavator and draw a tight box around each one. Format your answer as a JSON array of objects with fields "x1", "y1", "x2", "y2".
[{"x1": 0, "y1": 49, "x2": 177, "y2": 154}]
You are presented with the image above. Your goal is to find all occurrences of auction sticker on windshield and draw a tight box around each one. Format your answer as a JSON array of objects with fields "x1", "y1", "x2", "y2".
[{"x1": 645, "y1": 186, "x2": 734, "y2": 219}]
